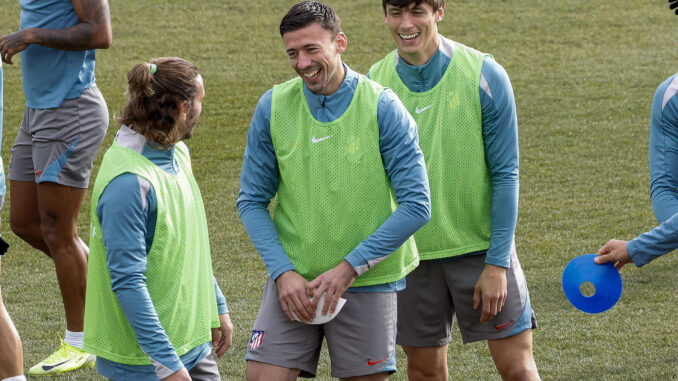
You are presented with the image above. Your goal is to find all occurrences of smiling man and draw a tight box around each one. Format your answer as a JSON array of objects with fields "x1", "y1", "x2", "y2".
[
  {"x1": 238, "y1": 1, "x2": 431, "y2": 380},
  {"x1": 82, "y1": 57, "x2": 233, "y2": 381},
  {"x1": 369, "y1": 1, "x2": 540, "y2": 380}
]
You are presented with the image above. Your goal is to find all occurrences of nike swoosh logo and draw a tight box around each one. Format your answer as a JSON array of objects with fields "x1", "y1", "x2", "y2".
[
  {"x1": 415, "y1": 105, "x2": 432, "y2": 114},
  {"x1": 312, "y1": 135, "x2": 331, "y2": 143},
  {"x1": 42, "y1": 360, "x2": 70, "y2": 371},
  {"x1": 494, "y1": 320, "x2": 514, "y2": 330},
  {"x1": 368, "y1": 358, "x2": 387, "y2": 366}
]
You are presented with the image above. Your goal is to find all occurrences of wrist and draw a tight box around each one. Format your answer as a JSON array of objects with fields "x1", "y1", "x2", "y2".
[
  {"x1": 23, "y1": 28, "x2": 37, "y2": 45},
  {"x1": 484, "y1": 263, "x2": 507, "y2": 273},
  {"x1": 341, "y1": 260, "x2": 358, "y2": 278}
]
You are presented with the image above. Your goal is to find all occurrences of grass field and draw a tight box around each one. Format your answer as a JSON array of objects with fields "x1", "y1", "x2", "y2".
[{"x1": 1, "y1": 0, "x2": 678, "y2": 380}]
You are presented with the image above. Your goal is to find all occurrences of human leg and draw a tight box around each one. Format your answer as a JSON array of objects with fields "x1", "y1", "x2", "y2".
[
  {"x1": 17, "y1": 89, "x2": 106, "y2": 332},
  {"x1": 400, "y1": 345, "x2": 448, "y2": 381},
  {"x1": 396, "y1": 261, "x2": 454, "y2": 381},
  {"x1": 245, "y1": 278, "x2": 322, "y2": 380},
  {"x1": 20, "y1": 89, "x2": 107, "y2": 376},
  {"x1": 488, "y1": 330, "x2": 539, "y2": 381},
  {"x1": 324, "y1": 291, "x2": 397, "y2": 380},
  {"x1": 246, "y1": 361, "x2": 300, "y2": 381},
  {"x1": 0, "y1": 261, "x2": 24, "y2": 380},
  {"x1": 340, "y1": 373, "x2": 389, "y2": 381},
  {"x1": 8, "y1": 110, "x2": 51, "y2": 256},
  {"x1": 447, "y1": 247, "x2": 539, "y2": 380},
  {"x1": 9, "y1": 181, "x2": 51, "y2": 255},
  {"x1": 36, "y1": 182, "x2": 88, "y2": 332}
]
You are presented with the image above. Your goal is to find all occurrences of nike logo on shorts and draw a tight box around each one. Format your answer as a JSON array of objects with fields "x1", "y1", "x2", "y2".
[
  {"x1": 367, "y1": 358, "x2": 387, "y2": 366},
  {"x1": 494, "y1": 320, "x2": 514, "y2": 330}
]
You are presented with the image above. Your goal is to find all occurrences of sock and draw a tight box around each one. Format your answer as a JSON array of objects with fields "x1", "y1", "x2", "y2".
[
  {"x1": 2, "y1": 376, "x2": 27, "y2": 381},
  {"x1": 64, "y1": 330, "x2": 84, "y2": 349}
]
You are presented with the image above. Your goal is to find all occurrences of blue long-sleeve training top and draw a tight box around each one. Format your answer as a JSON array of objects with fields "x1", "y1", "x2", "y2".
[
  {"x1": 382, "y1": 35, "x2": 519, "y2": 268},
  {"x1": 237, "y1": 64, "x2": 431, "y2": 292},
  {"x1": 628, "y1": 72, "x2": 678, "y2": 267},
  {"x1": 96, "y1": 126, "x2": 228, "y2": 379},
  {"x1": 649, "y1": 72, "x2": 678, "y2": 223}
]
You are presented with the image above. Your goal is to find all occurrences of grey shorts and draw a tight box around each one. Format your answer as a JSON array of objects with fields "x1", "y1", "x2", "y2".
[
  {"x1": 9, "y1": 86, "x2": 108, "y2": 188},
  {"x1": 188, "y1": 350, "x2": 220, "y2": 381},
  {"x1": 397, "y1": 242, "x2": 537, "y2": 345},
  {"x1": 246, "y1": 277, "x2": 397, "y2": 378}
]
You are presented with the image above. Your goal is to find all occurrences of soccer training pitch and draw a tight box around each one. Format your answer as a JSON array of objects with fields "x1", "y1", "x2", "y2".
[{"x1": 1, "y1": 0, "x2": 677, "y2": 379}]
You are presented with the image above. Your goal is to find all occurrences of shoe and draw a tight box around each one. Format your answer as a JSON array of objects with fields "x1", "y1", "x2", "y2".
[{"x1": 28, "y1": 340, "x2": 96, "y2": 376}]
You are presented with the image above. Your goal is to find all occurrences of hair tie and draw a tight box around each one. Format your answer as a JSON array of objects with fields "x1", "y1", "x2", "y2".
[{"x1": 149, "y1": 63, "x2": 157, "y2": 75}]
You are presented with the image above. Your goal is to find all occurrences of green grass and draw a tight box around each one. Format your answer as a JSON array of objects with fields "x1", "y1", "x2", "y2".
[{"x1": 1, "y1": 0, "x2": 678, "y2": 379}]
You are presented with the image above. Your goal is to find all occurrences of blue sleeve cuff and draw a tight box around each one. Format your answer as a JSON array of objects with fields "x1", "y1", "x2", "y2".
[
  {"x1": 626, "y1": 239, "x2": 647, "y2": 267},
  {"x1": 213, "y1": 276, "x2": 229, "y2": 315},
  {"x1": 270, "y1": 264, "x2": 297, "y2": 281}
]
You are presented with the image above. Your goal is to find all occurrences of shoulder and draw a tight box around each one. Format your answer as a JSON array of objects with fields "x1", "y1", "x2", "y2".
[
  {"x1": 481, "y1": 56, "x2": 510, "y2": 86},
  {"x1": 654, "y1": 73, "x2": 678, "y2": 113},
  {"x1": 480, "y1": 56, "x2": 513, "y2": 102},
  {"x1": 100, "y1": 173, "x2": 147, "y2": 211}
]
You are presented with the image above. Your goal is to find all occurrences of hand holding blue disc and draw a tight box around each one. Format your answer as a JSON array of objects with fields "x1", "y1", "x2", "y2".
[{"x1": 562, "y1": 254, "x2": 623, "y2": 313}]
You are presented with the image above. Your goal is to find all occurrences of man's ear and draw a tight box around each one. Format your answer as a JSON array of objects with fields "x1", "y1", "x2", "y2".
[
  {"x1": 335, "y1": 32, "x2": 347, "y2": 54},
  {"x1": 435, "y1": 5, "x2": 444, "y2": 23},
  {"x1": 176, "y1": 100, "x2": 188, "y2": 120}
]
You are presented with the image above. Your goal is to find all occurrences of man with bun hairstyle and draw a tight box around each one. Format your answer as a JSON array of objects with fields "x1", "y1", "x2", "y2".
[
  {"x1": 82, "y1": 57, "x2": 233, "y2": 381},
  {"x1": 238, "y1": 1, "x2": 431, "y2": 380},
  {"x1": 0, "y1": 0, "x2": 111, "y2": 375},
  {"x1": 369, "y1": 0, "x2": 540, "y2": 379}
]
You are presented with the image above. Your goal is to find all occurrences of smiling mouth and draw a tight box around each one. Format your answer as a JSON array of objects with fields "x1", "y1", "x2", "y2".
[
  {"x1": 398, "y1": 32, "x2": 420, "y2": 41},
  {"x1": 303, "y1": 68, "x2": 320, "y2": 79}
]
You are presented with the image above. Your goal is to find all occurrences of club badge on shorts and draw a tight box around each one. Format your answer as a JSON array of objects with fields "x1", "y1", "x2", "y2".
[{"x1": 249, "y1": 330, "x2": 264, "y2": 350}]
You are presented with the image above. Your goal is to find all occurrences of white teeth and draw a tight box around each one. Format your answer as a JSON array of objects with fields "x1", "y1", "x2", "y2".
[
  {"x1": 399, "y1": 32, "x2": 419, "y2": 40},
  {"x1": 303, "y1": 69, "x2": 319, "y2": 78}
]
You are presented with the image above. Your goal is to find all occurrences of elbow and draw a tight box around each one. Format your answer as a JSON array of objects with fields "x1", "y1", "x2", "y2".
[
  {"x1": 92, "y1": 27, "x2": 112, "y2": 49},
  {"x1": 95, "y1": 33, "x2": 112, "y2": 49},
  {"x1": 413, "y1": 201, "x2": 432, "y2": 227},
  {"x1": 422, "y1": 204, "x2": 432, "y2": 225}
]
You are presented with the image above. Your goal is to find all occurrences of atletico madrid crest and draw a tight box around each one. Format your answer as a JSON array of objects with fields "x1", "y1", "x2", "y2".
[{"x1": 249, "y1": 330, "x2": 264, "y2": 350}]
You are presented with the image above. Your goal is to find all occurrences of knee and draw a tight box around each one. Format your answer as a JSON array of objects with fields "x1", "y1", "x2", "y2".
[
  {"x1": 404, "y1": 350, "x2": 447, "y2": 381},
  {"x1": 499, "y1": 362, "x2": 540, "y2": 381},
  {"x1": 9, "y1": 215, "x2": 33, "y2": 242}
]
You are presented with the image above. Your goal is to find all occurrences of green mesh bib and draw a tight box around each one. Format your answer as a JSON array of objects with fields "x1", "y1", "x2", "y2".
[
  {"x1": 369, "y1": 42, "x2": 492, "y2": 260},
  {"x1": 83, "y1": 141, "x2": 219, "y2": 365},
  {"x1": 270, "y1": 76, "x2": 418, "y2": 287}
]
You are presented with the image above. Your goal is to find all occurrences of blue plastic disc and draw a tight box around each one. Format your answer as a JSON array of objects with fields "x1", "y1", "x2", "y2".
[{"x1": 562, "y1": 254, "x2": 623, "y2": 313}]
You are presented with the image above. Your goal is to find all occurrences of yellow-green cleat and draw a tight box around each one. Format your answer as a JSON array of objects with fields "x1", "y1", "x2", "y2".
[{"x1": 28, "y1": 340, "x2": 96, "y2": 376}]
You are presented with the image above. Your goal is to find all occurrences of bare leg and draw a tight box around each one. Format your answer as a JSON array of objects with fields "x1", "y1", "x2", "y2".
[
  {"x1": 36, "y1": 182, "x2": 88, "y2": 332},
  {"x1": 488, "y1": 330, "x2": 540, "y2": 381},
  {"x1": 401, "y1": 345, "x2": 448, "y2": 381},
  {"x1": 9, "y1": 181, "x2": 51, "y2": 256},
  {"x1": 246, "y1": 360, "x2": 301, "y2": 381},
  {"x1": 340, "y1": 372, "x2": 390, "y2": 381},
  {"x1": 0, "y1": 262, "x2": 24, "y2": 379}
]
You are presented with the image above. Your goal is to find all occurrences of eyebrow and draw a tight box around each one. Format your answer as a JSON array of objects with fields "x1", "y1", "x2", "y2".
[{"x1": 286, "y1": 43, "x2": 320, "y2": 53}]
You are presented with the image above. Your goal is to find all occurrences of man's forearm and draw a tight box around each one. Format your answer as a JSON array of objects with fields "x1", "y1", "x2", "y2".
[{"x1": 23, "y1": 23, "x2": 110, "y2": 51}]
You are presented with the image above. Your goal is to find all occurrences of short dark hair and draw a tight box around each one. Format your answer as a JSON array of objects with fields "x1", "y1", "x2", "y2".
[
  {"x1": 280, "y1": 1, "x2": 341, "y2": 37},
  {"x1": 116, "y1": 57, "x2": 200, "y2": 147},
  {"x1": 382, "y1": 0, "x2": 444, "y2": 13}
]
